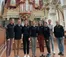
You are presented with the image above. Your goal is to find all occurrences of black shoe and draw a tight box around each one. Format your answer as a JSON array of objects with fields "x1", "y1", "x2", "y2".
[
  {"x1": 46, "y1": 53, "x2": 51, "y2": 57},
  {"x1": 40, "y1": 55, "x2": 42, "y2": 57},
  {"x1": 42, "y1": 54, "x2": 45, "y2": 57},
  {"x1": 32, "y1": 55, "x2": 37, "y2": 57},
  {"x1": 40, "y1": 54, "x2": 45, "y2": 57},
  {"x1": 58, "y1": 52, "x2": 62, "y2": 55},
  {"x1": 61, "y1": 53, "x2": 64, "y2": 56},
  {"x1": 58, "y1": 52, "x2": 64, "y2": 56}
]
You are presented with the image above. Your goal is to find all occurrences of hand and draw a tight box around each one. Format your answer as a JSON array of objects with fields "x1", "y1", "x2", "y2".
[
  {"x1": 28, "y1": 38, "x2": 31, "y2": 41},
  {"x1": 8, "y1": 39, "x2": 10, "y2": 41},
  {"x1": 47, "y1": 40, "x2": 49, "y2": 41},
  {"x1": 63, "y1": 36, "x2": 65, "y2": 39}
]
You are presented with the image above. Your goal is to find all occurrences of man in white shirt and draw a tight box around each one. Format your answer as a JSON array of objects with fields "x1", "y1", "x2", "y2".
[{"x1": 48, "y1": 19, "x2": 55, "y2": 54}]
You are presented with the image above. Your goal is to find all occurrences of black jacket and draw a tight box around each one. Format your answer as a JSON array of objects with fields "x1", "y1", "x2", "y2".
[
  {"x1": 43, "y1": 26, "x2": 50, "y2": 39},
  {"x1": 37, "y1": 26, "x2": 44, "y2": 35},
  {"x1": 30, "y1": 26, "x2": 37, "y2": 37},
  {"x1": 6, "y1": 23, "x2": 14, "y2": 39},
  {"x1": 22, "y1": 26, "x2": 30, "y2": 37},
  {"x1": 54, "y1": 25, "x2": 64, "y2": 38},
  {"x1": 14, "y1": 24, "x2": 22, "y2": 40}
]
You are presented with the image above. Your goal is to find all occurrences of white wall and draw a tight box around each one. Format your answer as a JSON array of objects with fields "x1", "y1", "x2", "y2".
[
  {"x1": 63, "y1": 9, "x2": 66, "y2": 31},
  {"x1": 60, "y1": 0, "x2": 66, "y2": 6}
]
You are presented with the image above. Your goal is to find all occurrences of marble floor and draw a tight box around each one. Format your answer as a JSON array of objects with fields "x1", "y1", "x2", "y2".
[{"x1": 1, "y1": 41, "x2": 66, "y2": 57}]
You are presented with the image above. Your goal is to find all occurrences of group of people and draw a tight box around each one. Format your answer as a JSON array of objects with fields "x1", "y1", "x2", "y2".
[{"x1": 6, "y1": 18, "x2": 64, "y2": 57}]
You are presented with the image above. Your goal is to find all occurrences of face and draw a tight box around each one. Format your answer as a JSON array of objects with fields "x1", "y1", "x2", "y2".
[
  {"x1": 10, "y1": 19, "x2": 14, "y2": 24},
  {"x1": 48, "y1": 20, "x2": 51, "y2": 24},
  {"x1": 25, "y1": 16, "x2": 28, "y2": 20},
  {"x1": 32, "y1": 21, "x2": 36, "y2": 25},
  {"x1": 17, "y1": 19, "x2": 21, "y2": 25},
  {"x1": 24, "y1": 20, "x2": 28, "y2": 26},
  {"x1": 56, "y1": 21, "x2": 59, "y2": 25},
  {"x1": 44, "y1": 22, "x2": 47, "y2": 26},
  {"x1": 38, "y1": 21, "x2": 42, "y2": 26}
]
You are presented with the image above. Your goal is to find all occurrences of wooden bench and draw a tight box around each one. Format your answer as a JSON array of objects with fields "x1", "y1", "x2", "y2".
[
  {"x1": 0, "y1": 27, "x2": 5, "y2": 47},
  {"x1": 0, "y1": 27, "x2": 6, "y2": 55}
]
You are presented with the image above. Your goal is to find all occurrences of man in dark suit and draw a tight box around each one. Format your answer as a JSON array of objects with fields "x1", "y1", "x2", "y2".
[
  {"x1": 6, "y1": 19, "x2": 14, "y2": 57},
  {"x1": 14, "y1": 19, "x2": 22, "y2": 57},
  {"x1": 54, "y1": 21, "x2": 64, "y2": 56}
]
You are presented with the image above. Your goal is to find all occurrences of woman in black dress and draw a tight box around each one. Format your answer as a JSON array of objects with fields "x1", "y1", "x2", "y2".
[
  {"x1": 6, "y1": 19, "x2": 14, "y2": 57},
  {"x1": 14, "y1": 19, "x2": 22, "y2": 57}
]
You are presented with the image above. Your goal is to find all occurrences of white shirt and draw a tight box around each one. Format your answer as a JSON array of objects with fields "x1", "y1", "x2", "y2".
[
  {"x1": 48, "y1": 24, "x2": 54, "y2": 32},
  {"x1": 48, "y1": 24, "x2": 54, "y2": 35}
]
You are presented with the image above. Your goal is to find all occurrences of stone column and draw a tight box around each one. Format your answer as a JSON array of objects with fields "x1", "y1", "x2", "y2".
[
  {"x1": 60, "y1": 0, "x2": 66, "y2": 31},
  {"x1": 63, "y1": 7, "x2": 66, "y2": 31}
]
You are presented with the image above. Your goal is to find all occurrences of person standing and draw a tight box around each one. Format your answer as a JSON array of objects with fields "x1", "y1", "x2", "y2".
[
  {"x1": 48, "y1": 19, "x2": 55, "y2": 54},
  {"x1": 14, "y1": 19, "x2": 22, "y2": 57},
  {"x1": 37, "y1": 21, "x2": 45, "y2": 57},
  {"x1": 6, "y1": 19, "x2": 14, "y2": 57},
  {"x1": 22, "y1": 20, "x2": 30, "y2": 57},
  {"x1": 43, "y1": 22, "x2": 51, "y2": 57},
  {"x1": 30, "y1": 21, "x2": 37, "y2": 57},
  {"x1": 54, "y1": 21, "x2": 64, "y2": 56}
]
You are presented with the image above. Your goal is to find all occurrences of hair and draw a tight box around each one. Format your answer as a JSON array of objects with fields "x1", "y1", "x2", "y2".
[
  {"x1": 48, "y1": 19, "x2": 51, "y2": 21},
  {"x1": 24, "y1": 20, "x2": 29, "y2": 25},
  {"x1": 31, "y1": 20, "x2": 36, "y2": 26},
  {"x1": 44, "y1": 21, "x2": 47, "y2": 24},
  {"x1": 17, "y1": 18, "x2": 21, "y2": 21},
  {"x1": 38, "y1": 21, "x2": 43, "y2": 26},
  {"x1": 9, "y1": 18, "x2": 14, "y2": 22}
]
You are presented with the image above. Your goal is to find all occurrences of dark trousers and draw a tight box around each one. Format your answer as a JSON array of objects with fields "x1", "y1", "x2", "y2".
[
  {"x1": 23, "y1": 35, "x2": 30, "y2": 54},
  {"x1": 6, "y1": 39, "x2": 13, "y2": 57},
  {"x1": 45, "y1": 38, "x2": 51, "y2": 53},
  {"x1": 38, "y1": 35, "x2": 44, "y2": 52}
]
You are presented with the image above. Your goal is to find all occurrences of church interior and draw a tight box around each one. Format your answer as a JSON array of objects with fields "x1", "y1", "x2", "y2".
[{"x1": 0, "y1": 0, "x2": 66, "y2": 57}]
